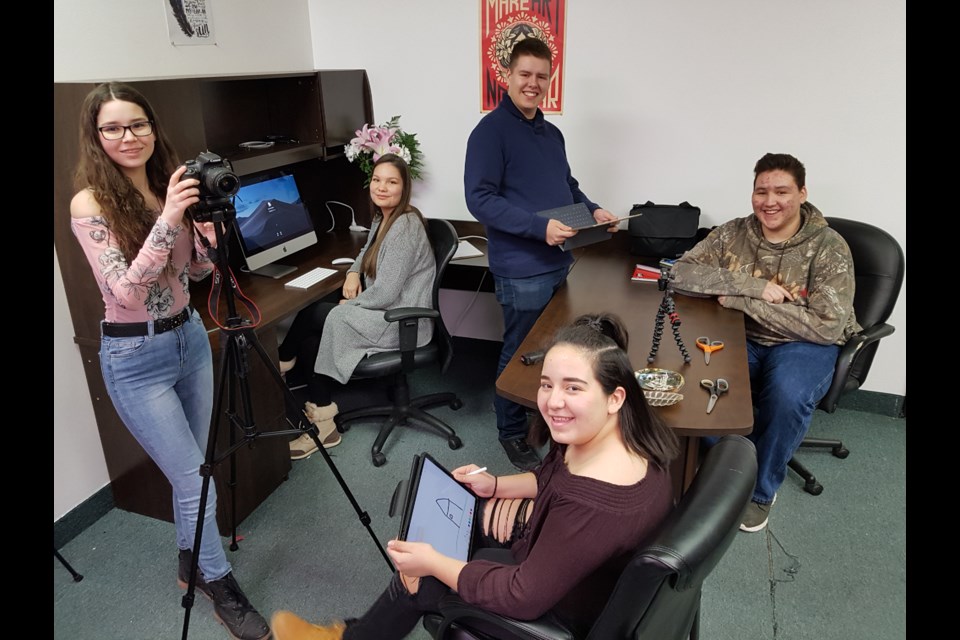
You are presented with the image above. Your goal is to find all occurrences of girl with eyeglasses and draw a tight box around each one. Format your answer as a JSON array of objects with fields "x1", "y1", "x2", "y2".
[{"x1": 69, "y1": 82, "x2": 270, "y2": 640}]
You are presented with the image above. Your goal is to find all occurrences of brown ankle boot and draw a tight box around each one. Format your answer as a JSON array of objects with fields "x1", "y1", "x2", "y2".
[
  {"x1": 271, "y1": 611, "x2": 344, "y2": 640},
  {"x1": 290, "y1": 402, "x2": 341, "y2": 460}
]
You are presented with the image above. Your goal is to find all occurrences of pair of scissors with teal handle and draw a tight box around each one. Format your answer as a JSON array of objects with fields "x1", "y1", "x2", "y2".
[
  {"x1": 700, "y1": 378, "x2": 729, "y2": 414},
  {"x1": 696, "y1": 336, "x2": 724, "y2": 365}
]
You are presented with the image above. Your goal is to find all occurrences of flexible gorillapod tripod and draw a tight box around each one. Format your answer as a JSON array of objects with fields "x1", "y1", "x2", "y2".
[
  {"x1": 179, "y1": 201, "x2": 391, "y2": 640},
  {"x1": 647, "y1": 261, "x2": 693, "y2": 365}
]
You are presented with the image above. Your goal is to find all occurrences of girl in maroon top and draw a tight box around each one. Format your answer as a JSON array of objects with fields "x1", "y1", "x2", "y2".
[{"x1": 272, "y1": 313, "x2": 679, "y2": 640}]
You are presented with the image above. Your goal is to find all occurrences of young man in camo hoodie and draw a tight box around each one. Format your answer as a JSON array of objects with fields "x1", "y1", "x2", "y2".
[{"x1": 671, "y1": 152, "x2": 860, "y2": 532}]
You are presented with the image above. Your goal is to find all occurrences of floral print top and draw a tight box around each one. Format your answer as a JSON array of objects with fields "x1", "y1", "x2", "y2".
[{"x1": 71, "y1": 215, "x2": 213, "y2": 322}]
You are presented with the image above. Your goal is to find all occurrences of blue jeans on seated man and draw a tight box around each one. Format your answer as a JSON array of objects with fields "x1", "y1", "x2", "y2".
[
  {"x1": 702, "y1": 340, "x2": 839, "y2": 505},
  {"x1": 492, "y1": 267, "x2": 568, "y2": 442},
  {"x1": 99, "y1": 310, "x2": 231, "y2": 581}
]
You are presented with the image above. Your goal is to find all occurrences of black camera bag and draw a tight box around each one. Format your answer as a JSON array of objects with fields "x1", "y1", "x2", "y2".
[{"x1": 628, "y1": 201, "x2": 703, "y2": 258}]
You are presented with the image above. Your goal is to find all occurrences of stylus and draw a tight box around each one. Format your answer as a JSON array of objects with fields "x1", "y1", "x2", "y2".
[{"x1": 466, "y1": 467, "x2": 488, "y2": 476}]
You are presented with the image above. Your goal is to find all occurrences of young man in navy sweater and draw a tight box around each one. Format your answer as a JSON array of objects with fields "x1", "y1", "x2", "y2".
[{"x1": 464, "y1": 38, "x2": 617, "y2": 471}]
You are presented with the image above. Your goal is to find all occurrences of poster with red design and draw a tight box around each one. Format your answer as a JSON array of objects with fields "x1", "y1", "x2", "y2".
[{"x1": 480, "y1": 0, "x2": 566, "y2": 113}]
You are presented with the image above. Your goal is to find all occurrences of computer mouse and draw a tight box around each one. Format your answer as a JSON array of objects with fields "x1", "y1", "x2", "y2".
[{"x1": 331, "y1": 257, "x2": 355, "y2": 266}]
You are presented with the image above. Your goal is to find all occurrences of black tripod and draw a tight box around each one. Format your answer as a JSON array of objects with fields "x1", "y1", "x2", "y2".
[
  {"x1": 647, "y1": 262, "x2": 692, "y2": 364},
  {"x1": 179, "y1": 199, "x2": 391, "y2": 640}
]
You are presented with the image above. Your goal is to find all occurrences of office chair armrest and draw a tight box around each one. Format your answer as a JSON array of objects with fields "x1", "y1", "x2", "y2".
[
  {"x1": 819, "y1": 322, "x2": 895, "y2": 413},
  {"x1": 834, "y1": 322, "x2": 894, "y2": 379},
  {"x1": 384, "y1": 307, "x2": 441, "y2": 363},
  {"x1": 433, "y1": 594, "x2": 575, "y2": 640},
  {"x1": 383, "y1": 307, "x2": 440, "y2": 323}
]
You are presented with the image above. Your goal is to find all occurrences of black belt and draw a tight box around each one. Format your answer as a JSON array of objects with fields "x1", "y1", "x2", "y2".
[{"x1": 102, "y1": 307, "x2": 191, "y2": 337}]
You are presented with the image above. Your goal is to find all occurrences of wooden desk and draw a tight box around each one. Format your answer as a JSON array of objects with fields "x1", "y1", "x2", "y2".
[
  {"x1": 496, "y1": 234, "x2": 753, "y2": 496},
  {"x1": 194, "y1": 230, "x2": 372, "y2": 331}
]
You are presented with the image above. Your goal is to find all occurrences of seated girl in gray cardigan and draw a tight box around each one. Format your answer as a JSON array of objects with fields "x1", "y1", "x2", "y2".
[{"x1": 278, "y1": 153, "x2": 436, "y2": 459}]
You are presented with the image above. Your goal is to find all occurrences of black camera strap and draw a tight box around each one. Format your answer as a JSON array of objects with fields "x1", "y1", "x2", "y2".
[{"x1": 206, "y1": 264, "x2": 262, "y2": 332}]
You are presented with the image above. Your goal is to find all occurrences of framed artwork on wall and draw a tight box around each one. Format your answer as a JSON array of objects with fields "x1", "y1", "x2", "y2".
[
  {"x1": 480, "y1": 0, "x2": 566, "y2": 114},
  {"x1": 165, "y1": 0, "x2": 217, "y2": 46}
]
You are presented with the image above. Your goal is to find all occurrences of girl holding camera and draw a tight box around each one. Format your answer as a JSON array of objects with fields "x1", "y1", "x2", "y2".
[{"x1": 69, "y1": 82, "x2": 270, "y2": 640}]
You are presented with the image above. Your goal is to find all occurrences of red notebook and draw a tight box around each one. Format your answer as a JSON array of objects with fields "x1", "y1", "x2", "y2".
[{"x1": 631, "y1": 264, "x2": 661, "y2": 283}]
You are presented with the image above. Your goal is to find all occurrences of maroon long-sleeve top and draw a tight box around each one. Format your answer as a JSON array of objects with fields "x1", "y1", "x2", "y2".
[{"x1": 457, "y1": 445, "x2": 673, "y2": 633}]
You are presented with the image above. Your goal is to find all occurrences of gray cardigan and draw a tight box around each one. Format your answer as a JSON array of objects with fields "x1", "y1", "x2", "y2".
[{"x1": 314, "y1": 211, "x2": 436, "y2": 383}]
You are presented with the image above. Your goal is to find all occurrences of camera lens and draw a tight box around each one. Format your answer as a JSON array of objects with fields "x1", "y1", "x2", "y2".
[
  {"x1": 203, "y1": 166, "x2": 240, "y2": 198},
  {"x1": 214, "y1": 173, "x2": 240, "y2": 197}
]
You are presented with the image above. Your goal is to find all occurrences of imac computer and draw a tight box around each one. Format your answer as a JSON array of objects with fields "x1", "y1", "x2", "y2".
[{"x1": 232, "y1": 169, "x2": 318, "y2": 278}]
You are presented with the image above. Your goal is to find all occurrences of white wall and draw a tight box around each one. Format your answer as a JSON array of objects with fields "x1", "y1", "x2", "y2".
[
  {"x1": 54, "y1": 251, "x2": 109, "y2": 519},
  {"x1": 53, "y1": 0, "x2": 315, "y2": 82},
  {"x1": 55, "y1": 0, "x2": 905, "y2": 519},
  {"x1": 53, "y1": 0, "x2": 315, "y2": 520},
  {"x1": 310, "y1": 0, "x2": 906, "y2": 393}
]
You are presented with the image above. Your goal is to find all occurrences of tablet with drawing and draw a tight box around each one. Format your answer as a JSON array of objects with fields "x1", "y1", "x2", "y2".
[{"x1": 398, "y1": 453, "x2": 478, "y2": 562}]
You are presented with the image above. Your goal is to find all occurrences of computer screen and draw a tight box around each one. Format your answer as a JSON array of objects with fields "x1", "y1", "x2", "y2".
[{"x1": 232, "y1": 170, "x2": 318, "y2": 278}]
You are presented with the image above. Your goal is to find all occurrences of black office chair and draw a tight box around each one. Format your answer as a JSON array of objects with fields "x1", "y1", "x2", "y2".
[
  {"x1": 335, "y1": 218, "x2": 464, "y2": 467},
  {"x1": 422, "y1": 435, "x2": 757, "y2": 640},
  {"x1": 787, "y1": 217, "x2": 905, "y2": 495}
]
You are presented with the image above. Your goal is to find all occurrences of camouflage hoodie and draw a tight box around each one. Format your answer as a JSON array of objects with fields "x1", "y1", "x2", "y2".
[{"x1": 670, "y1": 202, "x2": 860, "y2": 346}]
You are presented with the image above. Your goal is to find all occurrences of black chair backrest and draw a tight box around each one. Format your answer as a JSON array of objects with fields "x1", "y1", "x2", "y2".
[
  {"x1": 427, "y1": 218, "x2": 459, "y2": 374},
  {"x1": 820, "y1": 218, "x2": 905, "y2": 399},
  {"x1": 825, "y1": 217, "x2": 905, "y2": 330},
  {"x1": 586, "y1": 436, "x2": 757, "y2": 640}
]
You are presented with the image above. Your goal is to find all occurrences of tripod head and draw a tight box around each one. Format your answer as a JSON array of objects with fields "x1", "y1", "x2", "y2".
[{"x1": 657, "y1": 257, "x2": 677, "y2": 292}]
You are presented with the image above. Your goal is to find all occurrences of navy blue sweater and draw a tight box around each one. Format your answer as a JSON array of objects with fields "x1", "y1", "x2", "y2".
[{"x1": 464, "y1": 97, "x2": 600, "y2": 278}]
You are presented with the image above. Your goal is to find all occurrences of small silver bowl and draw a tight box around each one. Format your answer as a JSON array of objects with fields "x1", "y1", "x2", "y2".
[{"x1": 635, "y1": 368, "x2": 685, "y2": 393}]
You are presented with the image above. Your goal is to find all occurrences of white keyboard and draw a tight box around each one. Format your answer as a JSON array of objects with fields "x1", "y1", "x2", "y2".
[{"x1": 284, "y1": 267, "x2": 338, "y2": 290}]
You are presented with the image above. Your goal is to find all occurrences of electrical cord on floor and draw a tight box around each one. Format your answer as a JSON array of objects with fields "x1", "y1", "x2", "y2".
[
  {"x1": 446, "y1": 234, "x2": 490, "y2": 337},
  {"x1": 448, "y1": 269, "x2": 489, "y2": 339}
]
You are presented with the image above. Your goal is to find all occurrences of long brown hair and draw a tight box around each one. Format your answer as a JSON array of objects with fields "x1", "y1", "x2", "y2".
[
  {"x1": 360, "y1": 153, "x2": 428, "y2": 279},
  {"x1": 73, "y1": 82, "x2": 183, "y2": 264},
  {"x1": 528, "y1": 313, "x2": 680, "y2": 469}
]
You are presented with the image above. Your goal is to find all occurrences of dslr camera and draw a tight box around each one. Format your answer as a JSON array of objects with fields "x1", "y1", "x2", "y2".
[{"x1": 181, "y1": 151, "x2": 240, "y2": 221}]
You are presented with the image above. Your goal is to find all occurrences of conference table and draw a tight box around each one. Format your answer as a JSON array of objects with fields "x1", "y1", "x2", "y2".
[{"x1": 495, "y1": 233, "x2": 754, "y2": 497}]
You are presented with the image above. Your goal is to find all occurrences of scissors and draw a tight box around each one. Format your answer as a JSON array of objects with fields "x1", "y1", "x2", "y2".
[
  {"x1": 700, "y1": 378, "x2": 729, "y2": 414},
  {"x1": 696, "y1": 336, "x2": 724, "y2": 365}
]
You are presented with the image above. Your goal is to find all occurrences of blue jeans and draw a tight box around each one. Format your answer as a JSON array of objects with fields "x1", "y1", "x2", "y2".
[
  {"x1": 99, "y1": 309, "x2": 230, "y2": 581},
  {"x1": 746, "y1": 340, "x2": 839, "y2": 504},
  {"x1": 492, "y1": 268, "x2": 568, "y2": 441}
]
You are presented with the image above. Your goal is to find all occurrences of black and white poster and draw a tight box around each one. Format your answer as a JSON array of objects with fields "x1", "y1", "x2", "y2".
[{"x1": 165, "y1": 0, "x2": 217, "y2": 46}]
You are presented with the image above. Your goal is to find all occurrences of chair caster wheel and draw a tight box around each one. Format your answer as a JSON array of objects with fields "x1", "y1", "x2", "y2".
[
  {"x1": 448, "y1": 436, "x2": 463, "y2": 450},
  {"x1": 832, "y1": 446, "x2": 849, "y2": 459},
  {"x1": 450, "y1": 399, "x2": 464, "y2": 410},
  {"x1": 372, "y1": 452, "x2": 387, "y2": 467},
  {"x1": 804, "y1": 480, "x2": 824, "y2": 496},
  {"x1": 338, "y1": 421, "x2": 351, "y2": 433}
]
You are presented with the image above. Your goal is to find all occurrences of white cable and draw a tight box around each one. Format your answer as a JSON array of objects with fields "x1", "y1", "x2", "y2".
[
  {"x1": 325, "y1": 200, "x2": 369, "y2": 232},
  {"x1": 457, "y1": 235, "x2": 488, "y2": 243},
  {"x1": 449, "y1": 270, "x2": 488, "y2": 338}
]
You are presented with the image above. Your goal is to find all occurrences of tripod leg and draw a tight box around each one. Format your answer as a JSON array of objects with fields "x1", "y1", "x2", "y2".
[
  {"x1": 181, "y1": 335, "x2": 234, "y2": 640},
  {"x1": 54, "y1": 548, "x2": 83, "y2": 582},
  {"x1": 244, "y1": 333, "x2": 393, "y2": 571}
]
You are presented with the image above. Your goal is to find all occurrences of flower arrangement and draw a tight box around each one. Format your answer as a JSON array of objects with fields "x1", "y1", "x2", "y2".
[{"x1": 345, "y1": 115, "x2": 423, "y2": 185}]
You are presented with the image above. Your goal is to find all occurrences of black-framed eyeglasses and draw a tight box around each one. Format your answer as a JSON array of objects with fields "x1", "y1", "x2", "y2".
[{"x1": 98, "y1": 121, "x2": 154, "y2": 140}]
